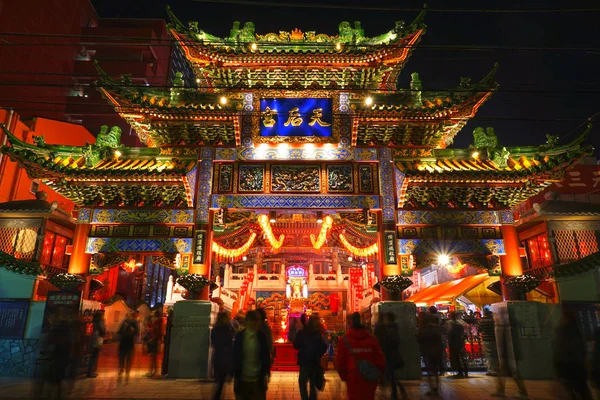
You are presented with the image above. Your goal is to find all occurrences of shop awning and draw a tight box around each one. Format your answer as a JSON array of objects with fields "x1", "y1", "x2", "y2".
[{"x1": 407, "y1": 273, "x2": 501, "y2": 308}]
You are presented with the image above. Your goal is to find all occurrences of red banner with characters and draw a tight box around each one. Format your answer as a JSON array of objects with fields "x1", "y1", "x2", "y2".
[{"x1": 349, "y1": 268, "x2": 363, "y2": 311}]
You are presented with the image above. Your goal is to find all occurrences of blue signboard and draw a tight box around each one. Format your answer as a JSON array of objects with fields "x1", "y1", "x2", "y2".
[
  {"x1": 0, "y1": 301, "x2": 30, "y2": 339},
  {"x1": 260, "y1": 98, "x2": 333, "y2": 138}
]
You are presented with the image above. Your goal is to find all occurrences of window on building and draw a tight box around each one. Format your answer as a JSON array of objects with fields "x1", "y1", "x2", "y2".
[
  {"x1": 144, "y1": 258, "x2": 173, "y2": 308},
  {"x1": 525, "y1": 233, "x2": 553, "y2": 269},
  {"x1": 30, "y1": 180, "x2": 40, "y2": 194},
  {"x1": 40, "y1": 231, "x2": 71, "y2": 269},
  {"x1": 554, "y1": 230, "x2": 600, "y2": 264}
]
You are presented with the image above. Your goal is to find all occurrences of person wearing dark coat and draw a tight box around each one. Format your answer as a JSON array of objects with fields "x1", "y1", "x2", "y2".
[
  {"x1": 446, "y1": 311, "x2": 468, "y2": 378},
  {"x1": 117, "y1": 312, "x2": 139, "y2": 384},
  {"x1": 232, "y1": 310, "x2": 272, "y2": 400},
  {"x1": 294, "y1": 315, "x2": 328, "y2": 400},
  {"x1": 418, "y1": 312, "x2": 443, "y2": 396},
  {"x1": 87, "y1": 311, "x2": 106, "y2": 378},
  {"x1": 553, "y1": 309, "x2": 593, "y2": 400},
  {"x1": 211, "y1": 312, "x2": 235, "y2": 400},
  {"x1": 374, "y1": 312, "x2": 407, "y2": 400}
]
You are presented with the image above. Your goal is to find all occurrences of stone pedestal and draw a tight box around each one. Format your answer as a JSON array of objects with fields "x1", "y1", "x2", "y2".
[
  {"x1": 371, "y1": 301, "x2": 420, "y2": 380},
  {"x1": 167, "y1": 300, "x2": 218, "y2": 379},
  {"x1": 490, "y1": 301, "x2": 560, "y2": 380}
]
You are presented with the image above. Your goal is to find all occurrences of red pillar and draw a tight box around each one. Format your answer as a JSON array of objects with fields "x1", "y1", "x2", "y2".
[
  {"x1": 68, "y1": 223, "x2": 91, "y2": 275},
  {"x1": 500, "y1": 224, "x2": 525, "y2": 301}
]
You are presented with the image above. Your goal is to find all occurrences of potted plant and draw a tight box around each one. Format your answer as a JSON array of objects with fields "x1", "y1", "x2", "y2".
[
  {"x1": 506, "y1": 275, "x2": 541, "y2": 293},
  {"x1": 373, "y1": 275, "x2": 413, "y2": 301},
  {"x1": 176, "y1": 274, "x2": 213, "y2": 300},
  {"x1": 48, "y1": 273, "x2": 86, "y2": 291}
]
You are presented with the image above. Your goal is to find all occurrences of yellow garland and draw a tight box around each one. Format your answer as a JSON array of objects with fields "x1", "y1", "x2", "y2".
[
  {"x1": 310, "y1": 215, "x2": 333, "y2": 250},
  {"x1": 338, "y1": 233, "x2": 379, "y2": 257},
  {"x1": 212, "y1": 232, "x2": 257, "y2": 258},
  {"x1": 258, "y1": 214, "x2": 285, "y2": 249}
]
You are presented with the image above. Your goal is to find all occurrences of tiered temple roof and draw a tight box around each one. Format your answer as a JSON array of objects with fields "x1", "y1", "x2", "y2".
[
  {"x1": 165, "y1": 6, "x2": 427, "y2": 91},
  {"x1": 1, "y1": 126, "x2": 197, "y2": 207},
  {"x1": 396, "y1": 125, "x2": 593, "y2": 208}
]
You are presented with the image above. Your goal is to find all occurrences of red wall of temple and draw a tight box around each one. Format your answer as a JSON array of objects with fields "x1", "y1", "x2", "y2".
[{"x1": 0, "y1": 108, "x2": 95, "y2": 212}]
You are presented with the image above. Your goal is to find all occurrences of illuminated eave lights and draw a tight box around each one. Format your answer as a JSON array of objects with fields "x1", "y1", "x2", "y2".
[
  {"x1": 310, "y1": 215, "x2": 333, "y2": 250},
  {"x1": 258, "y1": 214, "x2": 285, "y2": 250},
  {"x1": 338, "y1": 233, "x2": 378, "y2": 257},
  {"x1": 212, "y1": 232, "x2": 257, "y2": 259}
]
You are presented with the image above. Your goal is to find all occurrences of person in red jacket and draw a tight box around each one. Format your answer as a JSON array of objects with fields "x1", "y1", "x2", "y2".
[{"x1": 337, "y1": 312, "x2": 386, "y2": 400}]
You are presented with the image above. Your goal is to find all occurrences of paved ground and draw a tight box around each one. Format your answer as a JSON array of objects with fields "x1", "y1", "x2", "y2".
[
  {"x1": 0, "y1": 345, "x2": 593, "y2": 399},
  {"x1": 0, "y1": 370, "x2": 580, "y2": 400}
]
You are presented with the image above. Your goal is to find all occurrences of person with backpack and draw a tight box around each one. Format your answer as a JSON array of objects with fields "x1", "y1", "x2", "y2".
[
  {"x1": 117, "y1": 312, "x2": 139, "y2": 384},
  {"x1": 294, "y1": 314, "x2": 328, "y2": 400},
  {"x1": 374, "y1": 312, "x2": 408, "y2": 400},
  {"x1": 337, "y1": 312, "x2": 386, "y2": 400}
]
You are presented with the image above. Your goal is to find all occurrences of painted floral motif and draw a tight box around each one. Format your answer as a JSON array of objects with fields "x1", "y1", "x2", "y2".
[
  {"x1": 327, "y1": 165, "x2": 353, "y2": 192},
  {"x1": 239, "y1": 165, "x2": 264, "y2": 192},
  {"x1": 271, "y1": 165, "x2": 320, "y2": 192}
]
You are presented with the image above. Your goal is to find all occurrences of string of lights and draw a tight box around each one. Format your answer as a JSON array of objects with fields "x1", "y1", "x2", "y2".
[
  {"x1": 338, "y1": 233, "x2": 379, "y2": 257},
  {"x1": 211, "y1": 232, "x2": 257, "y2": 260},
  {"x1": 310, "y1": 215, "x2": 333, "y2": 250}
]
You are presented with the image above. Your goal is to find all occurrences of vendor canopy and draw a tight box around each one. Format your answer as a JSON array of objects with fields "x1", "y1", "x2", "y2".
[{"x1": 407, "y1": 273, "x2": 501, "y2": 308}]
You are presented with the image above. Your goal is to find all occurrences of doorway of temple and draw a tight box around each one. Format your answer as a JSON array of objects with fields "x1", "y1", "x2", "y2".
[{"x1": 210, "y1": 210, "x2": 380, "y2": 368}]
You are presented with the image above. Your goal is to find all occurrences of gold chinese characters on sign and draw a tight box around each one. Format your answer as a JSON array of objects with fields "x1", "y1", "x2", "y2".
[{"x1": 261, "y1": 107, "x2": 331, "y2": 128}]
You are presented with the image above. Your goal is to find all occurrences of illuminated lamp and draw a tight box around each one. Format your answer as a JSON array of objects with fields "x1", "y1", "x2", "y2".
[
  {"x1": 364, "y1": 96, "x2": 373, "y2": 106},
  {"x1": 114, "y1": 150, "x2": 122, "y2": 159},
  {"x1": 471, "y1": 151, "x2": 479, "y2": 159},
  {"x1": 316, "y1": 211, "x2": 323, "y2": 224},
  {"x1": 65, "y1": 245, "x2": 73, "y2": 255},
  {"x1": 242, "y1": 255, "x2": 247, "y2": 261},
  {"x1": 269, "y1": 211, "x2": 277, "y2": 224},
  {"x1": 348, "y1": 256, "x2": 353, "y2": 262},
  {"x1": 438, "y1": 254, "x2": 450, "y2": 266},
  {"x1": 196, "y1": 78, "x2": 201, "y2": 84},
  {"x1": 219, "y1": 96, "x2": 228, "y2": 105},
  {"x1": 250, "y1": 42, "x2": 258, "y2": 51},
  {"x1": 336, "y1": 43, "x2": 342, "y2": 51}
]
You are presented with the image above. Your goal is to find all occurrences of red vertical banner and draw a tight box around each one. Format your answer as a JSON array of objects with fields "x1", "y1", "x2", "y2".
[
  {"x1": 349, "y1": 268, "x2": 363, "y2": 311},
  {"x1": 367, "y1": 264, "x2": 375, "y2": 290}
]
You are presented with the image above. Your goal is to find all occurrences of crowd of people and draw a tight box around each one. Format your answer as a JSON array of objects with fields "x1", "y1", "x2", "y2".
[{"x1": 33, "y1": 304, "x2": 600, "y2": 400}]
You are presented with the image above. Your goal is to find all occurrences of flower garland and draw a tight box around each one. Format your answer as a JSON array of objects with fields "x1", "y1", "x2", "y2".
[
  {"x1": 212, "y1": 232, "x2": 257, "y2": 260},
  {"x1": 258, "y1": 214, "x2": 284, "y2": 249},
  {"x1": 310, "y1": 215, "x2": 333, "y2": 250},
  {"x1": 338, "y1": 233, "x2": 378, "y2": 257}
]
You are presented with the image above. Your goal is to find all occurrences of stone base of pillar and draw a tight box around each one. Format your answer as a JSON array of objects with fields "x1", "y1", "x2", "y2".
[
  {"x1": 167, "y1": 300, "x2": 218, "y2": 379},
  {"x1": 370, "y1": 301, "x2": 421, "y2": 380},
  {"x1": 490, "y1": 301, "x2": 560, "y2": 380}
]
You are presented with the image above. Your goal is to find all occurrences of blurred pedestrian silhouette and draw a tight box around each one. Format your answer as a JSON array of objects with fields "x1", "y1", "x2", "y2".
[
  {"x1": 232, "y1": 310, "x2": 272, "y2": 400},
  {"x1": 294, "y1": 314, "x2": 328, "y2": 400},
  {"x1": 553, "y1": 309, "x2": 593, "y2": 400},
  {"x1": 87, "y1": 311, "x2": 106, "y2": 378},
  {"x1": 374, "y1": 312, "x2": 408, "y2": 400},
  {"x1": 447, "y1": 311, "x2": 469, "y2": 378},
  {"x1": 211, "y1": 312, "x2": 234, "y2": 400},
  {"x1": 337, "y1": 312, "x2": 386, "y2": 400},
  {"x1": 478, "y1": 309, "x2": 498, "y2": 376},
  {"x1": 257, "y1": 308, "x2": 274, "y2": 363},
  {"x1": 418, "y1": 312, "x2": 443, "y2": 396},
  {"x1": 145, "y1": 310, "x2": 162, "y2": 377},
  {"x1": 117, "y1": 312, "x2": 139, "y2": 384},
  {"x1": 491, "y1": 309, "x2": 528, "y2": 399},
  {"x1": 33, "y1": 307, "x2": 74, "y2": 399}
]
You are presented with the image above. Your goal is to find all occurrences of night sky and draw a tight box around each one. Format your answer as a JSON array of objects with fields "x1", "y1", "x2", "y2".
[{"x1": 91, "y1": 0, "x2": 600, "y2": 151}]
